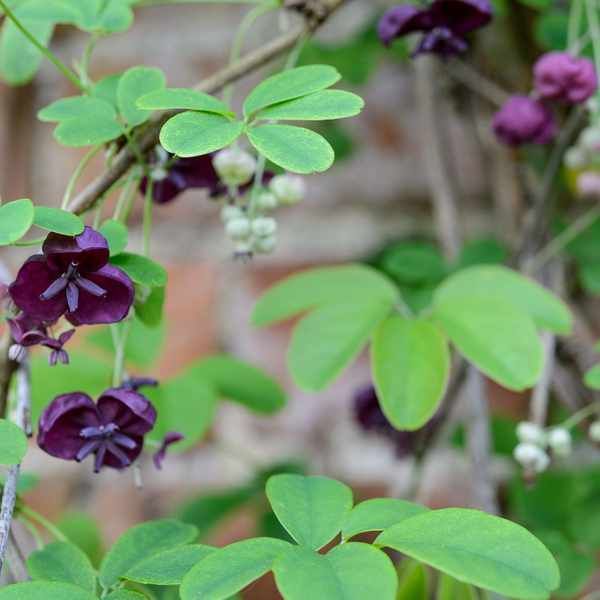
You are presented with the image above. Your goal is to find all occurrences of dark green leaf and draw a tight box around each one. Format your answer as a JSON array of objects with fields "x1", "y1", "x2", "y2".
[
  {"x1": 99, "y1": 219, "x2": 128, "y2": 256},
  {"x1": 134, "y1": 285, "x2": 165, "y2": 327}
]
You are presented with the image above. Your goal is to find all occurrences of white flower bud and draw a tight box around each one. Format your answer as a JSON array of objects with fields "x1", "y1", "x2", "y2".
[
  {"x1": 225, "y1": 217, "x2": 251, "y2": 241},
  {"x1": 8, "y1": 344, "x2": 25, "y2": 363},
  {"x1": 516, "y1": 421, "x2": 546, "y2": 447},
  {"x1": 253, "y1": 234, "x2": 277, "y2": 254},
  {"x1": 270, "y1": 174, "x2": 305, "y2": 205},
  {"x1": 213, "y1": 148, "x2": 256, "y2": 186},
  {"x1": 577, "y1": 171, "x2": 600, "y2": 199},
  {"x1": 513, "y1": 443, "x2": 550, "y2": 473},
  {"x1": 589, "y1": 420, "x2": 600, "y2": 442},
  {"x1": 547, "y1": 427, "x2": 572, "y2": 457},
  {"x1": 580, "y1": 127, "x2": 600, "y2": 152},
  {"x1": 220, "y1": 205, "x2": 244, "y2": 223},
  {"x1": 251, "y1": 217, "x2": 277, "y2": 238},
  {"x1": 150, "y1": 166, "x2": 168, "y2": 181},
  {"x1": 255, "y1": 191, "x2": 278, "y2": 211},
  {"x1": 564, "y1": 147, "x2": 588, "y2": 170}
]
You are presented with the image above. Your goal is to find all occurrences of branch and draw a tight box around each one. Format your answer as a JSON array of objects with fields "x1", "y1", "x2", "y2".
[{"x1": 68, "y1": 0, "x2": 345, "y2": 215}]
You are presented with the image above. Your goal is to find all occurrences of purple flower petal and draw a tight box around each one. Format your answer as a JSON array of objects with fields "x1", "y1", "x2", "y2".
[
  {"x1": 429, "y1": 0, "x2": 493, "y2": 36},
  {"x1": 97, "y1": 388, "x2": 157, "y2": 436},
  {"x1": 153, "y1": 431, "x2": 184, "y2": 469},
  {"x1": 43, "y1": 226, "x2": 109, "y2": 273},
  {"x1": 7, "y1": 314, "x2": 49, "y2": 347},
  {"x1": 378, "y1": 5, "x2": 431, "y2": 46}
]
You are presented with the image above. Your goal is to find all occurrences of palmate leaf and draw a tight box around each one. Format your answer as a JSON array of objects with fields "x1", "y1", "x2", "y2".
[
  {"x1": 0, "y1": 419, "x2": 27, "y2": 465},
  {"x1": 0, "y1": 198, "x2": 34, "y2": 245},
  {"x1": 117, "y1": 66, "x2": 166, "y2": 127},
  {"x1": 0, "y1": 582, "x2": 97, "y2": 600},
  {"x1": 33, "y1": 206, "x2": 84, "y2": 235},
  {"x1": 137, "y1": 87, "x2": 232, "y2": 115},
  {"x1": 38, "y1": 96, "x2": 117, "y2": 122},
  {"x1": 54, "y1": 116, "x2": 122, "y2": 147}
]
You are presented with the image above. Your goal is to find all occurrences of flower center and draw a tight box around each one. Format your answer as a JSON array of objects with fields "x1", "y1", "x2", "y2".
[
  {"x1": 76, "y1": 422, "x2": 138, "y2": 473},
  {"x1": 40, "y1": 262, "x2": 107, "y2": 313}
]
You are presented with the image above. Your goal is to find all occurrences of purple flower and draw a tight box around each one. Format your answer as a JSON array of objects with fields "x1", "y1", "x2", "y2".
[
  {"x1": 43, "y1": 329, "x2": 75, "y2": 366},
  {"x1": 378, "y1": 0, "x2": 492, "y2": 56},
  {"x1": 492, "y1": 95, "x2": 556, "y2": 146},
  {"x1": 38, "y1": 388, "x2": 157, "y2": 472},
  {"x1": 534, "y1": 52, "x2": 598, "y2": 104},
  {"x1": 121, "y1": 376, "x2": 159, "y2": 392},
  {"x1": 153, "y1": 431, "x2": 184, "y2": 469},
  {"x1": 9, "y1": 227, "x2": 134, "y2": 326}
]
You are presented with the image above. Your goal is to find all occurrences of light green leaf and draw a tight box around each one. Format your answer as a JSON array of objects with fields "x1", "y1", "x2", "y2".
[
  {"x1": 434, "y1": 266, "x2": 572, "y2": 334},
  {"x1": 97, "y1": 0, "x2": 134, "y2": 33},
  {"x1": 0, "y1": 198, "x2": 34, "y2": 245},
  {"x1": 99, "y1": 519, "x2": 198, "y2": 588},
  {"x1": 341, "y1": 498, "x2": 429, "y2": 540},
  {"x1": 371, "y1": 316, "x2": 450, "y2": 430},
  {"x1": 376, "y1": 508, "x2": 560, "y2": 599},
  {"x1": 0, "y1": 419, "x2": 27, "y2": 465},
  {"x1": 0, "y1": 16, "x2": 53, "y2": 85},
  {"x1": 397, "y1": 560, "x2": 429, "y2": 600},
  {"x1": 54, "y1": 116, "x2": 122, "y2": 147},
  {"x1": 432, "y1": 296, "x2": 544, "y2": 391},
  {"x1": 266, "y1": 474, "x2": 352, "y2": 550},
  {"x1": 0, "y1": 582, "x2": 97, "y2": 600},
  {"x1": 273, "y1": 543, "x2": 397, "y2": 600},
  {"x1": 180, "y1": 537, "x2": 290, "y2": 600},
  {"x1": 57, "y1": 512, "x2": 103, "y2": 567},
  {"x1": 134, "y1": 284, "x2": 165, "y2": 327},
  {"x1": 247, "y1": 124, "x2": 334, "y2": 174},
  {"x1": 159, "y1": 112, "x2": 243, "y2": 157},
  {"x1": 14, "y1": 0, "x2": 78, "y2": 22},
  {"x1": 99, "y1": 219, "x2": 128, "y2": 256},
  {"x1": 33, "y1": 206, "x2": 84, "y2": 235},
  {"x1": 105, "y1": 592, "x2": 146, "y2": 600},
  {"x1": 117, "y1": 66, "x2": 166, "y2": 127},
  {"x1": 92, "y1": 73, "x2": 123, "y2": 108},
  {"x1": 255, "y1": 90, "x2": 364, "y2": 121},
  {"x1": 251, "y1": 264, "x2": 398, "y2": 327},
  {"x1": 38, "y1": 96, "x2": 117, "y2": 122},
  {"x1": 137, "y1": 88, "x2": 232, "y2": 115},
  {"x1": 288, "y1": 299, "x2": 392, "y2": 391},
  {"x1": 26, "y1": 542, "x2": 96, "y2": 592},
  {"x1": 243, "y1": 65, "x2": 341, "y2": 117},
  {"x1": 110, "y1": 252, "x2": 167, "y2": 287},
  {"x1": 190, "y1": 355, "x2": 286, "y2": 414},
  {"x1": 125, "y1": 544, "x2": 216, "y2": 585},
  {"x1": 584, "y1": 364, "x2": 600, "y2": 389},
  {"x1": 436, "y1": 573, "x2": 479, "y2": 600}
]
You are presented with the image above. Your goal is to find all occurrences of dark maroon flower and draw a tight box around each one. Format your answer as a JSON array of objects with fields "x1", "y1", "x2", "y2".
[
  {"x1": 43, "y1": 329, "x2": 75, "y2": 366},
  {"x1": 38, "y1": 388, "x2": 157, "y2": 472},
  {"x1": 534, "y1": 52, "x2": 597, "y2": 104},
  {"x1": 9, "y1": 227, "x2": 134, "y2": 326},
  {"x1": 492, "y1": 95, "x2": 556, "y2": 146},
  {"x1": 378, "y1": 0, "x2": 492, "y2": 56},
  {"x1": 153, "y1": 431, "x2": 184, "y2": 469}
]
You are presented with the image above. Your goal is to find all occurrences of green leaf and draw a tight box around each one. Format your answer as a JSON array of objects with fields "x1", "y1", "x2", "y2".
[
  {"x1": 247, "y1": 124, "x2": 334, "y2": 174},
  {"x1": 0, "y1": 16, "x2": 54, "y2": 85},
  {"x1": 117, "y1": 66, "x2": 166, "y2": 127},
  {"x1": 266, "y1": 474, "x2": 352, "y2": 549},
  {"x1": 12, "y1": 0, "x2": 78, "y2": 21},
  {"x1": 436, "y1": 573, "x2": 479, "y2": 600},
  {"x1": 105, "y1": 592, "x2": 146, "y2": 600},
  {"x1": 0, "y1": 198, "x2": 34, "y2": 245},
  {"x1": 134, "y1": 284, "x2": 165, "y2": 327},
  {"x1": 584, "y1": 364, "x2": 600, "y2": 389},
  {"x1": 137, "y1": 88, "x2": 232, "y2": 115},
  {"x1": 0, "y1": 419, "x2": 27, "y2": 465},
  {"x1": 145, "y1": 372, "x2": 218, "y2": 452},
  {"x1": 579, "y1": 262, "x2": 600, "y2": 295},
  {"x1": 190, "y1": 355, "x2": 286, "y2": 414},
  {"x1": 99, "y1": 519, "x2": 198, "y2": 588},
  {"x1": 38, "y1": 96, "x2": 117, "y2": 122},
  {"x1": 397, "y1": 560, "x2": 429, "y2": 600},
  {"x1": 341, "y1": 498, "x2": 429, "y2": 540},
  {"x1": 180, "y1": 537, "x2": 290, "y2": 600},
  {"x1": 288, "y1": 299, "x2": 391, "y2": 391},
  {"x1": 125, "y1": 544, "x2": 216, "y2": 585},
  {"x1": 255, "y1": 90, "x2": 364, "y2": 121},
  {"x1": 434, "y1": 266, "x2": 572, "y2": 334},
  {"x1": 432, "y1": 296, "x2": 544, "y2": 391},
  {"x1": 243, "y1": 65, "x2": 341, "y2": 117},
  {"x1": 159, "y1": 112, "x2": 243, "y2": 157},
  {"x1": 54, "y1": 116, "x2": 122, "y2": 147},
  {"x1": 33, "y1": 206, "x2": 84, "y2": 235},
  {"x1": 376, "y1": 508, "x2": 560, "y2": 599},
  {"x1": 371, "y1": 316, "x2": 450, "y2": 430},
  {"x1": 110, "y1": 252, "x2": 167, "y2": 287},
  {"x1": 252, "y1": 264, "x2": 398, "y2": 327},
  {"x1": 273, "y1": 543, "x2": 397, "y2": 600},
  {"x1": 96, "y1": 0, "x2": 134, "y2": 33},
  {"x1": 0, "y1": 472, "x2": 39, "y2": 494},
  {"x1": 57, "y1": 512, "x2": 104, "y2": 567},
  {"x1": 92, "y1": 73, "x2": 123, "y2": 108},
  {"x1": 99, "y1": 219, "x2": 128, "y2": 256},
  {"x1": 26, "y1": 542, "x2": 96, "y2": 592},
  {"x1": 0, "y1": 582, "x2": 97, "y2": 600}
]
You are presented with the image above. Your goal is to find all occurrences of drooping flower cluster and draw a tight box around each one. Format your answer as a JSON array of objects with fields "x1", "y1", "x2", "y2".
[
  {"x1": 493, "y1": 52, "x2": 597, "y2": 147},
  {"x1": 563, "y1": 118, "x2": 600, "y2": 198},
  {"x1": 513, "y1": 421, "x2": 572, "y2": 476},
  {"x1": 378, "y1": 0, "x2": 492, "y2": 57}
]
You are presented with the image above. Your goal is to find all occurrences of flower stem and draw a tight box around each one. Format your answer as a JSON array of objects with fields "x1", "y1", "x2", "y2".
[
  {"x1": 585, "y1": 0, "x2": 600, "y2": 79},
  {"x1": 561, "y1": 402, "x2": 600, "y2": 430},
  {"x1": 113, "y1": 170, "x2": 139, "y2": 223},
  {"x1": 111, "y1": 319, "x2": 131, "y2": 388},
  {"x1": 0, "y1": 0, "x2": 85, "y2": 92},
  {"x1": 61, "y1": 145, "x2": 103, "y2": 210},
  {"x1": 569, "y1": 0, "x2": 584, "y2": 53},
  {"x1": 19, "y1": 506, "x2": 67, "y2": 542},
  {"x1": 143, "y1": 178, "x2": 154, "y2": 257},
  {"x1": 78, "y1": 32, "x2": 100, "y2": 88}
]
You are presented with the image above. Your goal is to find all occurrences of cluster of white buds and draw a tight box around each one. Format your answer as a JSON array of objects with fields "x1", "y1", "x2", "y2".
[
  {"x1": 220, "y1": 207, "x2": 278, "y2": 256},
  {"x1": 564, "y1": 122, "x2": 600, "y2": 199},
  {"x1": 513, "y1": 421, "x2": 572, "y2": 475},
  {"x1": 213, "y1": 148, "x2": 257, "y2": 187},
  {"x1": 269, "y1": 174, "x2": 306, "y2": 205}
]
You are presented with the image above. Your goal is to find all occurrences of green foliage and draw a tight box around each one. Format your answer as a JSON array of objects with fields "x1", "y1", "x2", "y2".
[
  {"x1": 99, "y1": 219, "x2": 128, "y2": 256},
  {"x1": 266, "y1": 474, "x2": 353, "y2": 549},
  {"x1": 273, "y1": 543, "x2": 397, "y2": 600},
  {"x1": 584, "y1": 363, "x2": 600, "y2": 389},
  {"x1": 376, "y1": 508, "x2": 560, "y2": 599},
  {"x1": 32, "y1": 206, "x2": 84, "y2": 235},
  {"x1": 371, "y1": 316, "x2": 450, "y2": 430},
  {"x1": 110, "y1": 252, "x2": 168, "y2": 287},
  {"x1": 99, "y1": 519, "x2": 198, "y2": 588},
  {"x1": 0, "y1": 198, "x2": 34, "y2": 245},
  {"x1": 396, "y1": 560, "x2": 428, "y2": 600},
  {"x1": 117, "y1": 66, "x2": 166, "y2": 127},
  {"x1": 0, "y1": 419, "x2": 27, "y2": 465},
  {"x1": 134, "y1": 284, "x2": 165, "y2": 327},
  {"x1": 436, "y1": 573, "x2": 478, "y2": 600},
  {"x1": 92, "y1": 73, "x2": 123, "y2": 107},
  {"x1": 26, "y1": 542, "x2": 96, "y2": 592},
  {"x1": 136, "y1": 87, "x2": 232, "y2": 115},
  {"x1": 57, "y1": 512, "x2": 104, "y2": 567},
  {"x1": 0, "y1": 581, "x2": 97, "y2": 600}
]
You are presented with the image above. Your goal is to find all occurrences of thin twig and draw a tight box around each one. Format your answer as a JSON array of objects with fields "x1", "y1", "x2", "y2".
[
  {"x1": 530, "y1": 332, "x2": 556, "y2": 426},
  {"x1": 447, "y1": 59, "x2": 509, "y2": 107}
]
